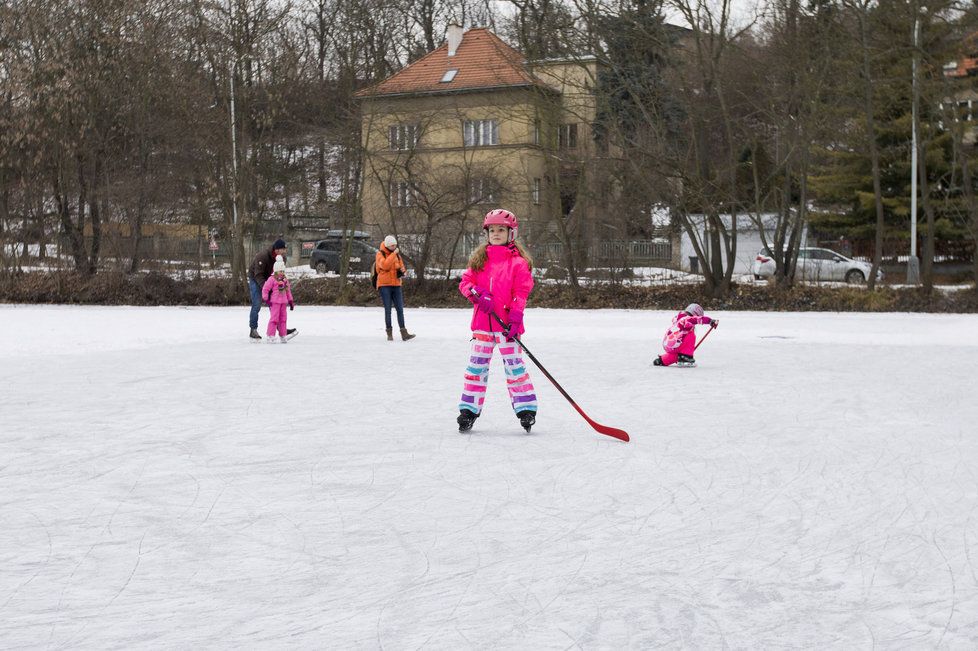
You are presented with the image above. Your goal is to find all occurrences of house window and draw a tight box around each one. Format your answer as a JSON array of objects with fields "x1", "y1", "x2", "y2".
[
  {"x1": 533, "y1": 119, "x2": 541, "y2": 146},
  {"x1": 440, "y1": 69, "x2": 459, "y2": 83},
  {"x1": 532, "y1": 178, "x2": 541, "y2": 205},
  {"x1": 389, "y1": 181, "x2": 415, "y2": 207},
  {"x1": 558, "y1": 123, "x2": 578, "y2": 149},
  {"x1": 389, "y1": 124, "x2": 420, "y2": 150},
  {"x1": 463, "y1": 119, "x2": 499, "y2": 147},
  {"x1": 469, "y1": 178, "x2": 497, "y2": 204},
  {"x1": 958, "y1": 100, "x2": 973, "y2": 122}
]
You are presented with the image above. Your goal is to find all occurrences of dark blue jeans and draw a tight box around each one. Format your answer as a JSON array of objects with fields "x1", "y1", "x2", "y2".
[
  {"x1": 379, "y1": 285, "x2": 405, "y2": 329},
  {"x1": 248, "y1": 278, "x2": 264, "y2": 329}
]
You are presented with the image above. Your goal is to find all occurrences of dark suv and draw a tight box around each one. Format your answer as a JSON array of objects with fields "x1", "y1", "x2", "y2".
[{"x1": 309, "y1": 235, "x2": 379, "y2": 274}]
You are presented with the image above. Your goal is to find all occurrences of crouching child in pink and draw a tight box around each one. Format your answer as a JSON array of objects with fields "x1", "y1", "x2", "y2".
[
  {"x1": 261, "y1": 255, "x2": 295, "y2": 343},
  {"x1": 654, "y1": 303, "x2": 718, "y2": 367}
]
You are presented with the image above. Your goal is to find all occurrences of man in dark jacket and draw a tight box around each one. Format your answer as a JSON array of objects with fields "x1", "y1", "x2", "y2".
[{"x1": 248, "y1": 238, "x2": 287, "y2": 340}]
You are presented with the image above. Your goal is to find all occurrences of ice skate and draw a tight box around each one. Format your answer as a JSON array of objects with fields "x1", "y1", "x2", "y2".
[
  {"x1": 265, "y1": 335, "x2": 276, "y2": 344},
  {"x1": 457, "y1": 409, "x2": 478, "y2": 433},
  {"x1": 677, "y1": 354, "x2": 697, "y2": 368},
  {"x1": 285, "y1": 328, "x2": 298, "y2": 341},
  {"x1": 653, "y1": 356, "x2": 664, "y2": 366},
  {"x1": 517, "y1": 410, "x2": 536, "y2": 433},
  {"x1": 280, "y1": 335, "x2": 288, "y2": 343},
  {"x1": 250, "y1": 328, "x2": 262, "y2": 341}
]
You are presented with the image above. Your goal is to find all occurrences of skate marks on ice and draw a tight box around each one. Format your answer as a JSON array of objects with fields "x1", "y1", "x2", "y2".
[{"x1": 2, "y1": 307, "x2": 978, "y2": 646}]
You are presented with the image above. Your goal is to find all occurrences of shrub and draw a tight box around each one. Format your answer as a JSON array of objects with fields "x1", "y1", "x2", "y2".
[{"x1": 1, "y1": 271, "x2": 975, "y2": 313}]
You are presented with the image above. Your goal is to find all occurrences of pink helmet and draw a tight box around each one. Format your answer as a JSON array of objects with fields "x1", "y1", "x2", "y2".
[{"x1": 483, "y1": 209, "x2": 518, "y2": 242}]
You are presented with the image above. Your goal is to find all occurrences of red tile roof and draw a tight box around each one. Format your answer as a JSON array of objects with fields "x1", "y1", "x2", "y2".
[
  {"x1": 356, "y1": 28, "x2": 543, "y2": 98},
  {"x1": 944, "y1": 31, "x2": 978, "y2": 78},
  {"x1": 945, "y1": 57, "x2": 978, "y2": 78}
]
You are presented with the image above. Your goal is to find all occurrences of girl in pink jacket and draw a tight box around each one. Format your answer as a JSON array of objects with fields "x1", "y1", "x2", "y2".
[
  {"x1": 261, "y1": 255, "x2": 295, "y2": 343},
  {"x1": 456, "y1": 209, "x2": 537, "y2": 433},
  {"x1": 654, "y1": 303, "x2": 718, "y2": 367}
]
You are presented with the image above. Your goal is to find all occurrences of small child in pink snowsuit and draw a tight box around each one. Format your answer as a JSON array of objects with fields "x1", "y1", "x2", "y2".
[
  {"x1": 654, "y1": 303, "x2": 718, "y2": 367},
  {"x1": 456, "y1": 209, "x2": 537, "y2": 433},
  {"x1": 261, "y1": 255, "x2": 295, "y2": 343}
]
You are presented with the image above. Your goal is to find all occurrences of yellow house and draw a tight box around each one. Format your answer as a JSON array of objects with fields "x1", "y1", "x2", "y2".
[{"x1": 356, "y1": 26, "x2": 605, "y2": 273}]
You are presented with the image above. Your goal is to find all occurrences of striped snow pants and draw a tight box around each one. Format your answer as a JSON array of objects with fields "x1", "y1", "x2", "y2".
[{"x1": 459, "y1": 331, "x2": 537, "y2": 415}]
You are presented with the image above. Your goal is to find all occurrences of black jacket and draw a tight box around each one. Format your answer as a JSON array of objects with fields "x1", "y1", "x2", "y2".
[{"x1": 248, "y1": 247, "x2": 282, "y2": 284}]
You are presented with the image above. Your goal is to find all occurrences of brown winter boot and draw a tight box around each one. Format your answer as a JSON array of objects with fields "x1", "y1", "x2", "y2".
[
  {"x1": 386, "y1": 327, "x2": 394, "y2": 341},
  {"x1": 400, "y1": 327, "x2": 416, "y2": 341}
]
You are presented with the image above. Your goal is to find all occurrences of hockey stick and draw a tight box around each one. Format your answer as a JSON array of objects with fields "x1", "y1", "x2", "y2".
[
  {"x1": 694, "y1": 322, "x2": 718, "y2": 351},
  {"x1": 488, "y1": 310, "x2": 629, "y2": 442}
]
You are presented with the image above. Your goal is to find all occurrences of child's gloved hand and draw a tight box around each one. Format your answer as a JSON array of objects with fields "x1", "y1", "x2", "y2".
[
  {"x1": 289, "y1": 302, "x2": 295, "y2": 311},
  {"x1": 506, "y1": 308, "x2": 524, "y2": 339},
  {"x1": 711, "y1": 319, "x2": 719, "y2": 329},
  {"x1": 470, "y1": 287, "x2": 493, "y2": 313}
]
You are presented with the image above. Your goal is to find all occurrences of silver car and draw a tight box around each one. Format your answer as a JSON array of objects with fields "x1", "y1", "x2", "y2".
[{"x1": 753, "y1": 247, "x2": 882, "y2": 284}]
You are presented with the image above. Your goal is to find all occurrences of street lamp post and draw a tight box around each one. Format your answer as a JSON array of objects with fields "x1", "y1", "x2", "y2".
[{"x1": 907, "y1": 7, "x2": 923, "y2": 284}]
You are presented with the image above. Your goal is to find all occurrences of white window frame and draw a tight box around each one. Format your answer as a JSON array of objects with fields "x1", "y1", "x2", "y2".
[
  {"x1": 958, "y1": 100, "x2": 973, "y2": 122},
  {"x1": 532, "y1": 178, "x2": 541, "y2": 205},
  {"x1": 463, "y1": 119, "x2": 499, "y2": 147},
  {"x1": 558, "y1": 123, "x2": 578, "y2": 149},
  {"x1": 469, "y1": 178, "x2": 497, "y2": 204},
  {"x1": 389, "y1": 180, "x2": 415, "y2": 207},
  {"x1": 389, "y1": 124, "x2": 420, "y2": 150}
]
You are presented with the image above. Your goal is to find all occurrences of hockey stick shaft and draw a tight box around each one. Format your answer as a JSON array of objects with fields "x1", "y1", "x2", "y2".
[
  {"x1": 489, "y1": 311, "x2": 629, "y2": 442},
  {"x1": 695, "y1": 325, "x2": 715, "y2": 351}
]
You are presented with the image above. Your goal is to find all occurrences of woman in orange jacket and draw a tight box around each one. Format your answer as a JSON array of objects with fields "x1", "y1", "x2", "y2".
[{"x1": 375, "y1": 235, "x2": 416, "y2": 341}]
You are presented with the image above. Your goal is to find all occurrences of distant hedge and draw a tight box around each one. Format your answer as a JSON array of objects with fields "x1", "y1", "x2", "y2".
[{"x1": 1, "y1": 271, "x2": 976, "y2": 313}]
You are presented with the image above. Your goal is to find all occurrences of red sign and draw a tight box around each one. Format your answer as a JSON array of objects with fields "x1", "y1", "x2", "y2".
[
  {"x1": 208, "y1": 239, "x2": 219, "y2": 251},
  {"x1": 302, "y1": 241, "x2": 315, "y2": 250}
]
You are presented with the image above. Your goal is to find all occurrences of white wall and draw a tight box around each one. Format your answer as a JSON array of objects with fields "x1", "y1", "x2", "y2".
[{"x1": 678, "y1": 215, "x2": 809, "y2": 275}]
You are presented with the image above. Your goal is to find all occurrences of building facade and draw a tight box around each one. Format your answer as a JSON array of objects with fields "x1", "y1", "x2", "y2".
[{"x1": 357, "y1": 26, "x2": 654, "y2": 272}]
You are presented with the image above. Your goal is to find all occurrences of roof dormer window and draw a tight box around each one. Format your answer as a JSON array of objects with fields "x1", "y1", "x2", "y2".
[{"x1": 440, "y1": 69, "x2": 459, "y2": 83}]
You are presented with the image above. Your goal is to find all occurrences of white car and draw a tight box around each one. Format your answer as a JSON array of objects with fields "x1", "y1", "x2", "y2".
[{"x1": 752, "y1": 247, "x2": 882, "y2": 284}]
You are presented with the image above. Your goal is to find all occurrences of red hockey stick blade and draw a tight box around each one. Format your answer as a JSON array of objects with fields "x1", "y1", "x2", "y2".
[{"x1": 570, "y1": 400, "x2": 630, "y2": 442}]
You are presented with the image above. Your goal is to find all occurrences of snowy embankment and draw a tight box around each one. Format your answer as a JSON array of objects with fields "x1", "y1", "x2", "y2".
[{"x1": 2, "y1": 305, "x2": 977, "y2": 647}]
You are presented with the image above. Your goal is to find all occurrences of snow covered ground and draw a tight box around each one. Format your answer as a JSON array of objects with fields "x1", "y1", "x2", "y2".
[{"x1": 2, "y1": 305, "x2": 977, "y2": 648}]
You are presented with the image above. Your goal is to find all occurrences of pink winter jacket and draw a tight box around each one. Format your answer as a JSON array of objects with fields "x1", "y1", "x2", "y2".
[
  {"x1": 662, "y1": 310, "x2": 713, "y2": 351},
  {"x1": 458, "y1": 244, "x2": 533, "y2": 333},
  {"x1": 262, "y1": 275, "x2": 294, "y2": 305}
]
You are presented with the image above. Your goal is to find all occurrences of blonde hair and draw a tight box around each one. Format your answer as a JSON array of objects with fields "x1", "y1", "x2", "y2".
[{"x1": 467, "y1": 241, "x2": 534, "y2": 271}]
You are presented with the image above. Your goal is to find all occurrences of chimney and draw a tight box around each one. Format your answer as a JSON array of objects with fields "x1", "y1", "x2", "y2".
[{"x1": 447, "y1": 24, "x2": 463, "y2": 57}]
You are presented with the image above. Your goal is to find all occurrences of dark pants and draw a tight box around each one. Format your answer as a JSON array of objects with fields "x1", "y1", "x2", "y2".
[
  {"x1": 379, "y1": 285, "x2": 406, "y2": 329},
  {"x1": 248, "y1": 278, "x2": 264, "y2": 329}
]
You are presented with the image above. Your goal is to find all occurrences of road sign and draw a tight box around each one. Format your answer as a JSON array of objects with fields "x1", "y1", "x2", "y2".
[{"x1": 208, "y1": 239, "x2": 219, "y2": 252}]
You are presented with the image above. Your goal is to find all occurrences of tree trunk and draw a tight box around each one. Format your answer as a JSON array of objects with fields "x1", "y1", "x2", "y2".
[
  {"x1": 415, "y1": 221, "x2": 434, "y2": 289},
  {"x1": 35, "y1": 198, "x2": 47, "y2": 262},
  {"x1": 54, "y1": 175, "x2": 85, "y2": 271},
  {"x1": 916, "y1": 137, "x2": 936, "y2": 292},
  {"x1": 554, "y1": 172, "x2": 580, "y2": 288},
  {"x1": 87, "y1": 153, "x2": 103, "y2": 275},
  {"x1": 858, "y1": 13, "x2": 885, "y2": 291},
  {"x1": 129, "y1": 149, "x2": 150, "y2": 273},
  {"x1": 445, "y1": 218, "x2": 466, "y2": 281},
  {"x1": 968, "y1": 158, "x2": 978, "y2": 293},
  {"x1": 318, "y1": 140, "x2": 327, "y2": 204}
]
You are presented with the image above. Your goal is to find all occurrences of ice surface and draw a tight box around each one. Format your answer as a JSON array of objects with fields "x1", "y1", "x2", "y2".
[{"x1": 2, "y1": 305, "x2": 977, "y2": 647}]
